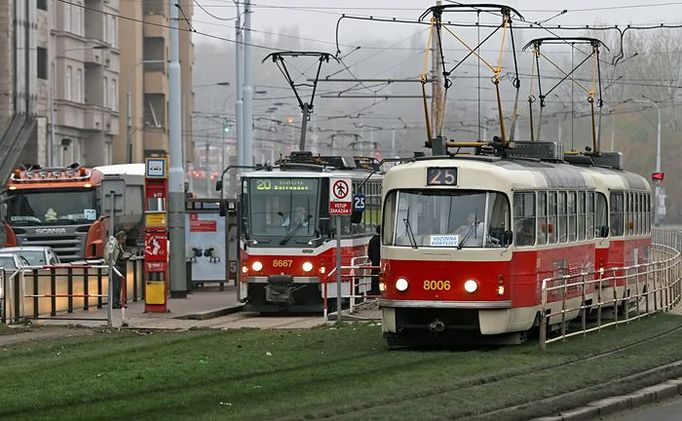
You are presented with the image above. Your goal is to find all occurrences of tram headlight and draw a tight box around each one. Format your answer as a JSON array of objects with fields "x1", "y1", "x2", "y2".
[
  {"x1": 251, "y1": 261, "x2": 263, "y2": 272},
  {"x1": 302, "y1": 261, "x2": 313, "y2": 272},
  {"x1": 395, "y1": 277, "x2": 409, "y2": 292},
  {"x1": 241, "y1": 265, "x2": 248, "y2": 274},
  {"x1": 464, "y1": 279, "x2": 479, "y2": 293},
  {"x1": 379, "y1": 282, "x2": 386, "y2": 292}
]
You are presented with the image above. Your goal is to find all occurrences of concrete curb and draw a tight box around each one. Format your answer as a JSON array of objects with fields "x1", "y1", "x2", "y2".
[
  {"x1": 534, "y1": 378, "x2": 682, "y2": 421},
  {"x1": 173, "y1": 303, "x2": 245, "y2": 320}
]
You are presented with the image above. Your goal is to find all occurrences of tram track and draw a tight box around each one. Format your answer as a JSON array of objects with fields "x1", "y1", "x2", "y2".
[{"x1": 283, "y1": 324, "x2": 682, "y2": 420}]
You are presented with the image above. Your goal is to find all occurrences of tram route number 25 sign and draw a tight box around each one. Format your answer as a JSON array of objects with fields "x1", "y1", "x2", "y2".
[{"x1": 329, "y1": 178, "x2": 353, "y2": 216}]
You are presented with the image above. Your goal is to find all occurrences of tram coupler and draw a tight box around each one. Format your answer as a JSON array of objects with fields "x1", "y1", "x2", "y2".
[
  {"x1": 428, "y1": 319, "x2": 446, "y2": 333},
  {"x1": 265, "y1": 275, "x2": 294, "y2": 303}
]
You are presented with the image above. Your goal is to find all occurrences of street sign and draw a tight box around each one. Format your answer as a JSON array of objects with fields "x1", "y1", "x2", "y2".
[
  {"x1": 353, "y1": 194, "x2": 366, "y2": 211},
  {"x1": 329, "y1": 178, "x2": 352, "y2": 215}
]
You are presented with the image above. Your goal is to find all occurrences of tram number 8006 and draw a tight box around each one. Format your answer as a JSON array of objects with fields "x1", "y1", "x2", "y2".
[{"x1": 423, "y1": 280, "x2": 451, "y2": 291}]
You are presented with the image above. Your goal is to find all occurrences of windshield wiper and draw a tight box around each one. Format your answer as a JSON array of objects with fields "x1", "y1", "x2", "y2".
[
  {"x1": 457, "y1": 220, "x2": 481, "y2": 250},
  {"x1": 279, "y1": 215, "x2": 312, "y2": 245},
  {"x1": 403, "y1": 209, "x2": 418, "y2": 249}
]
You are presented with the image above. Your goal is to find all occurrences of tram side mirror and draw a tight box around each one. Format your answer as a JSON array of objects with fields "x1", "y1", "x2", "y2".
[
  {"x1": 599, "y1": 225, "x2": 609, "y2": 238},
  {"x1": 350, "y1": 210, "x2": 363, "y2": 224},
  {"x1": 503, "y1": 230, "x2": 513, "y2": 247},
  {"x1": 219, "y1": 202, "x2": 227, "y2": 217},
  {"x1": 319, "y1": 219, "x2": 332, "y2": 238},
  {"x1": 216, "y1": 180, "x2": 223, "y2": 192}
]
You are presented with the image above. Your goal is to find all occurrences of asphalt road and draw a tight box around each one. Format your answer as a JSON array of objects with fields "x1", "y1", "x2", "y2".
[{"x1": 602, "y1": 395, "x2": 682, "y2": 420}]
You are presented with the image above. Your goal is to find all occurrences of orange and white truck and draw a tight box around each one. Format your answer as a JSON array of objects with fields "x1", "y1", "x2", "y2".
[{"x1": 3, "y1": 164, "x2": 145, "y2": 262}]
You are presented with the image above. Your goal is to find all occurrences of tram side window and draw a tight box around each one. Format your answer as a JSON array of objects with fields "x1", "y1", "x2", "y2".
[
  {"x1": 596, "y1": 192, "x2": 608, "y2": 237},
  {"x1": 568, "y1": 191, "x2": 577, "y2": 242},
  {"x1": 577, "y1": 191, "x2": 586, "y2": 241},
  {"x1": 537, "y1": 191, "x2": 548, "y2": 245},
  {"x1": 558, "y1": 191, "x2": 568, "y2": 243},
  {"x1": 625, "y1": 192, "x2": 633, "y2": 236},
  {"x1": 586, "y1": 192, "x2": 595, "y2": 240},
  {"x1": 383, "y1": 190, "x2": 396, "y2": 245},
  {"x1": 646, "y1": 194, "x2": 651, "y2": 233},
  {"x1": 548, "y1": 191, "x2": 558, "y2": 244},
  {"x1": 513, "y1": 192, "x2": 535, "y2": 247},
  {"x1": 638, "y1": 193, "x2": 644, "y2": 235},
  {"x1": 609, "y1": 192, "x2": 624, "y2": 237}
]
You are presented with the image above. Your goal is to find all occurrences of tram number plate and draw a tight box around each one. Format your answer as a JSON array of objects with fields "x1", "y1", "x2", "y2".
[
  {"x1": 427, "y1": 168, "x2": 458, "y2": 186},
  {"x1": 423, "y1": 280, "x2": 451, "y2": 291},
  {"x1": 272, "y1": 260, "x2": 293, "y2": 268}
]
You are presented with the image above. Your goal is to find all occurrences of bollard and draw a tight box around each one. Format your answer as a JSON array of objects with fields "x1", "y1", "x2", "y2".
[
  {"x1": 132, "y1": 259, "x2": 138, "y2": 302},
  {"x1": 67, "y1": 267, "x2": 73, "y2": 313},
  {"x1": 97, "y1": 268, "x2": 103, "y2": 309},
  {"x1": 84, "y1": 267, "x2": 89, "y2": 310},
  {"x1": 50, "y1": 269, "x2": 56, "y2": 317},
  {"x1": 33, "y1": 269, "x2": 39, "y2": 318}
]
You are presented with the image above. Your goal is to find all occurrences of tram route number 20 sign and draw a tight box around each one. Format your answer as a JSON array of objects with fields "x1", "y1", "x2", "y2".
[{"x1": 329, "y1": 178, "x2": 353, "y2": 216}]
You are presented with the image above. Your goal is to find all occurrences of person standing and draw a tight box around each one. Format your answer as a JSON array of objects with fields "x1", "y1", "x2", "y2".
[
  {"x1": 112, "y1": 231, "x2": 131, "y2": 309},
  {"x1": 367, "y1": 225, "x2": 381, "y2": 295}
]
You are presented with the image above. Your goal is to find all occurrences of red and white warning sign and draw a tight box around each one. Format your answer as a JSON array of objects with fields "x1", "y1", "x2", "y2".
[
  {"x1": 144, "y1": 231, "x2": 168, "y2": 262},
  {"x1": 329, "y1": 178, "x2": 352, "y2": 215}
]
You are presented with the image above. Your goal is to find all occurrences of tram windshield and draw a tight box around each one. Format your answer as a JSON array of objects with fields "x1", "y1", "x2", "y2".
[
  {"x1": 383, "y1": 190, "x2": 510, "y2": 248},
  {"x1": 243, "y1": 177, "x2": 319, "y2": 246}
]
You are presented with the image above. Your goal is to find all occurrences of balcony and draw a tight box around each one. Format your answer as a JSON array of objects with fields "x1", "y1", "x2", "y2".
[
  {"x1": 83, "y1": 45, "x2": 106, "y2": 66},
  {"x1": 144, "y1": 14, "x2": 169, "y2": 39},
  {"x1": 143, "y1": 127, "x2": 167, "y2": 151},
  {"x1": 144, "y1": 71, "x2": 167, "y2": 95},
  {"x1": 84, "y1": 107, "x2": 106, "y2": 131}
]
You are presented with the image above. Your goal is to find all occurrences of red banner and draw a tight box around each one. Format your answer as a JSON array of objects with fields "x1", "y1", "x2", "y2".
[{"x1": 189, "y1": 213, "x2": 217, "y2": 232}]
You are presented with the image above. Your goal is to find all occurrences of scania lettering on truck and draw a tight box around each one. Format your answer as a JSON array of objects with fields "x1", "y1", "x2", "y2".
[{"x1": 3, "y1": 164, "x2": 144, "y2": 262}]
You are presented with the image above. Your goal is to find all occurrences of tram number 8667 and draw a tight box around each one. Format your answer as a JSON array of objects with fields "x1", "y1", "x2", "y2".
[{"x1": 423, "y1": 280, "x2": 451, "y2": 291}]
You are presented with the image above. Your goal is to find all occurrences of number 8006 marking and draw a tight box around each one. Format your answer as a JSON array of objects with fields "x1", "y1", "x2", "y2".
[{"x1": 423, "y1": 280, "x2": 451, "y2": 291}]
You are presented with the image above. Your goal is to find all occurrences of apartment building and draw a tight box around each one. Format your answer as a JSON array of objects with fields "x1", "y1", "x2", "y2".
[
  {"x1": 114, "y1": 0, "x2": 194, "y2": 165},
  {"x1": 0, "y1": 1, "x2": 49, "y2": 177},
  {"x1": 49, "y1": 0, "x2": 121, "y2": 166}
]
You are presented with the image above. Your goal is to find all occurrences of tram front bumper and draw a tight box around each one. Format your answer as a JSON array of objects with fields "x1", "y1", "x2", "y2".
[{"x1": 242, "y1": 276, "x2": 322, "y2": 307}]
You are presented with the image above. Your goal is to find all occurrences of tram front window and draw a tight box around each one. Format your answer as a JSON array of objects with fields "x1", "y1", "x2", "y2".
[
  {"x1": 384, "y1": 190, "x2": 510, "y2": 248},
  {"x1": 245, "y1": 178, "x2": 319, "y2": 245}
]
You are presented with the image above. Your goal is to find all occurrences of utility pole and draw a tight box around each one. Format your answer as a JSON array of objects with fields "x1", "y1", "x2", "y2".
[
  {"x1": 431, "y1": 0, "x2": 444, "y2": 138},
  {"x1": 242, "y1": 0, "x2": 254, "y2": 167},
  {"x1": 234, "y1": 0, "x2": 244, "y2": 175},
  {"x1": 168, "y1": 0, "x2": 187, "y2": 297}
]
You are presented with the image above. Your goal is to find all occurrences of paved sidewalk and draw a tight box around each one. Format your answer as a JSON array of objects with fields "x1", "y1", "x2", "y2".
[{"x1": 28, "y1": 285, "x2": 381, "y2": 330}]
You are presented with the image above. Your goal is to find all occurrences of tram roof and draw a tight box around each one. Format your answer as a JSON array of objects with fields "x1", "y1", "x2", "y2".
[{"x1": 383, "y1": 155, "x2": 649, "y2": 192}]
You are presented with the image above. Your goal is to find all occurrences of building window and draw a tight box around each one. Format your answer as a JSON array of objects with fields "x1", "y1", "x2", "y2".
[
  {"x1": 110, "y1": 78, "x2": 117, "y2": 111},
  {"x1": 65, "y1": 65, "x2": 73, "y2": 100},
  {"x1": 107, "y1": 16, "x2": 117, "y2": 48},
  {"x1": 63, "y1": 2, "x2": 71, "y2": 32},
  {"x1": 37, "y1": 0, "x2": 47, "y2": 11},
  {"x1": 103, "y1": 76, "x2": 108, "y2": 108},
  {"x1": 37, "y1": 47, "x2": 48, "y2": 79},
  {"x1": 76, "y1": 68, "x2": 83, "y2": 102},
  {"x1": 73, "y1": 1, "x2": 83, "y2": 36}
]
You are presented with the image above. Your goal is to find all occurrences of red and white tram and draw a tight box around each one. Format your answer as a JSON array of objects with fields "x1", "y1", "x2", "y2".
[
  {"x1": 379, "y1": 143, "x2": 651, "y2": 345},
  {"x1": 238, "y1": 152, "x2": 382, "y2": 313}
]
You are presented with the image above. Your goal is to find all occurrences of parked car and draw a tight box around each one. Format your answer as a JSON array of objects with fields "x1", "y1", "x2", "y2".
[
  {"x1": 0, "y1": 246, "x2": 61, "y2": 267},
  {"x1": 0, "y1": 253, "x2": 31, "y2": 272}
]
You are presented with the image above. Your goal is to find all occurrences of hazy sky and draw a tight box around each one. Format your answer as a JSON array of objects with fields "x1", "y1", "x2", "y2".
[{"x1": 191, "y1": 0, "x2": 682, "y2": 48}]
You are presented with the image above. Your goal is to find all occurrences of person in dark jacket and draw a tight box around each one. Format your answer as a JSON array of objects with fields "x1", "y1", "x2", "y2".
[{"x1": 367, "y1": 225, "x2": 381, "y2": 295}]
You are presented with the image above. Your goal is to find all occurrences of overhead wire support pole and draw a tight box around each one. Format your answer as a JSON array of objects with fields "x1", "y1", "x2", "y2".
[
  {"x1": 243, "y1": 0, "x2": 253, "y2": 167},
  {"x1": 168, "y1": 0, "x2": 186, "y2": 298}
]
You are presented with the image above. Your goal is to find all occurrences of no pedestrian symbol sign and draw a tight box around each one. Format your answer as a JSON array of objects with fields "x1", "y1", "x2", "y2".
[{"x1": 329, "y1": 178, "x2": 352, "y2": 215}]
